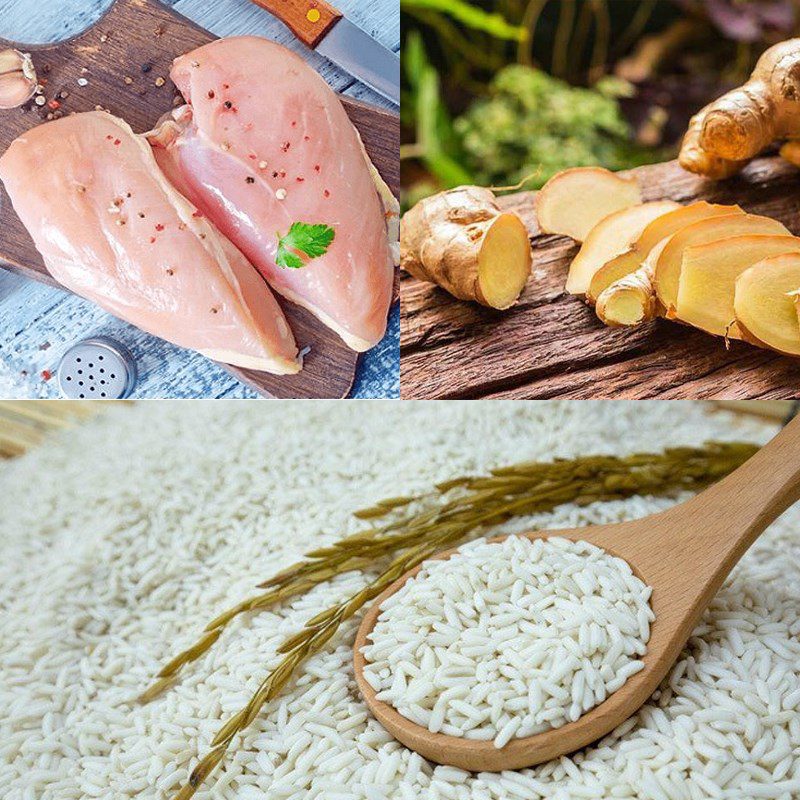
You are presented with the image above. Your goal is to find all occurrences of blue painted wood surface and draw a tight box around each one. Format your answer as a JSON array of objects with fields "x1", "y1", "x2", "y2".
[{"x1": 0, "y1": 0, "x2": 399, "y2": 399}]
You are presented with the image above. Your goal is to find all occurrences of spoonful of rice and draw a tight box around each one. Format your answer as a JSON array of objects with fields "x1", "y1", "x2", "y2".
[{"x1": 353, "y1": 415, "x2": 800, "y2": 773}]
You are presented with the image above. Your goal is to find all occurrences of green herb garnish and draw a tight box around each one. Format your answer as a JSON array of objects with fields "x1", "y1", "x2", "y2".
[{"x1": 275, "y1": 222, "x2": 335, "y2": 269}]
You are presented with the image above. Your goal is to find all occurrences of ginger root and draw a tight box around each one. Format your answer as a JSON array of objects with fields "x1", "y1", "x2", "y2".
[
  {"x1": 734, "y1": 253, "x2": 800, "y2": 356},
  {"x1": 679, "y1": 38, "x2": 800, "y2": 178},
  {"x1": 400, "y1": 187, "x2": 532, "y2": 309},
  {"x1": 586, "y1": 202, "x2": 743, "y2": 305},
  {"x1": 537, "y1": 167, "x2": 641, "y2": 242},
  {"x1": 594, "y1": 238, "x2": 668, "y2": 326},
  {"x1": 676, "y1": 234, "x2": 800, "y2": 339},
  {"x1": 565, "y1": 201, "x2": 678, "y2": 296},
  {"x1": 654, "y1": 213, "x2": 790, "y2": 316}
]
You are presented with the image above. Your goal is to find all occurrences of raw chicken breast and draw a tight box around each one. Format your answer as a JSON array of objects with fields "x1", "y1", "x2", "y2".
[
  {"x1": 155, "y1": 36, "x2": 394, "y2": 352},
  {"x1": 0, "y1": 111, "x2": 299, "y2": 374}
]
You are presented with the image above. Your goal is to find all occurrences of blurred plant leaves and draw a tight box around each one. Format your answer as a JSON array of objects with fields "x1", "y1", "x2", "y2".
[
  {"x1": 403, "y1": 31, "x2": 474, "y2": 189},
  {"x1": 402, "y1": 0, "x2": 527, "y2": 41},
  {"x1": 454, "y1": 64, "x2": 660, "y2": 187}
]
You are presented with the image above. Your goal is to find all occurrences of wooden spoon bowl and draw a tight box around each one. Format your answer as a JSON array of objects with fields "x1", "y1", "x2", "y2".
[{"x1": 354, "y1": 417, "x2": 800, "y2": 772}]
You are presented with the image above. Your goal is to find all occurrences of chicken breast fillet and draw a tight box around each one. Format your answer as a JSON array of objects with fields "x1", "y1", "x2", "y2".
[
  {"x1": 0, "y1": 111, "x2": 300, "y2": 374},
  {"x1": 154, "y1": 36, "x2": 394, "y2": 352}
]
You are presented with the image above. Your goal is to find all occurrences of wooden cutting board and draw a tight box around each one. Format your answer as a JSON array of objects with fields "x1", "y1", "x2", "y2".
[
  {"x1": 401, "y1": 157, "x2": 800, "y2": 400},
  {"x1": 0, "y1": 0, "x2": 399, "y2": 399}
]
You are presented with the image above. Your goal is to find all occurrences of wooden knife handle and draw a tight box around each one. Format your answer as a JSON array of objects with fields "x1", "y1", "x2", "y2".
[{"x1": 251, "y1": 0, "x2": 343, "y2": 48}]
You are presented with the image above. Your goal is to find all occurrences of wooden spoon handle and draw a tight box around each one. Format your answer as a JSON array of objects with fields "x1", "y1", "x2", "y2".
[
  {"x1": 680, "y1": 414, "x2": 800, "y2": 555},
  {"x1": 250, "y1": 0, "x2": 343, "y2": 48}
]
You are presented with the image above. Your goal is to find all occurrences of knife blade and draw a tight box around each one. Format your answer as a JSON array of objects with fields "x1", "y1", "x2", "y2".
[{"x1": 251, "y1": 0, "x2": 399, "y2": 106}]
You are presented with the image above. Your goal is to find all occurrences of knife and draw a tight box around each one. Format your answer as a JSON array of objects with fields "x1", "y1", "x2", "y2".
[{"x1": 251, "y1": 0, "x2": 399, "y2": 106}]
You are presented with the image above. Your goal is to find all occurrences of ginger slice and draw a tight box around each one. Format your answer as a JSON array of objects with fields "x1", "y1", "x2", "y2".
[
  {"x1": 537, "y1": 167, "x2": 641, "y2": 242},
  {"x1": 654, "y1": 213, "x2": 790, "y2": 316},
  {"x1": 586, "y1": 202, "x2": 743, "y2": 304},
  {"x1": 734, "y1": 253, "x2": 800, "y2": 356},
  {"x1": 676, "y1": 234, "x2": 800, "y2": 339},
  {"x1": 565, "y1": 201, "x2": 678, "y2": 296},
  {"x1": 400, "y1": 187, "x2": 532, "y2": 309},
  {"x1": 595, "y1": 237, "x2": 669, "y2": 326}
]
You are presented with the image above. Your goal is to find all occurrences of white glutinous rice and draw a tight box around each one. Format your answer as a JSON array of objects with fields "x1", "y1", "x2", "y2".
[
  {"x1": 361, "y1": 535, "x2": 653, "y2": 746},
  {"x1": 2, "y1": 401, "x2": 799, "y2": 800}
]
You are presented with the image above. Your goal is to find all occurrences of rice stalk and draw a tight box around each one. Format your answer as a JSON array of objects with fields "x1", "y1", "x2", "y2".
[{"x1": 160, "y1": 441, "x2": 759, "y2": 798}]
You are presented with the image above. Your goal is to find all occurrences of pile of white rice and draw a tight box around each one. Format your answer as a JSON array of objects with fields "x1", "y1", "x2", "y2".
[
  {"x1": 362, "y1": 536, "x2": 653, "y2": 747},
  {"x1": 1, "y1": 401, "x2": 799, "y2": 800}
]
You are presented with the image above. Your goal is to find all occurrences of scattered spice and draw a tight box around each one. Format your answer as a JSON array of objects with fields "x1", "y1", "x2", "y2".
[
  {"x1": 59, "y1": 90, "x2": 68, "y2": 99},
  {"x1": 222, "y1": 83, "x2": 229, "y2": 89},
  {"x1": 304, "y1": 135, "x2": 310, "y2": 141},
  {"x1": 100, "y1": 33, "x2": 108, "y2": 43},
  {"x1": 207, "y1": 90, "x2": 215, "y2": 99},
  {"x1": 223, "y1": 100, "x2": 232, "y2": 109},
  {"x1": 155, "y1": 223, "x2": 165, "y2": 231},
  {"x1": 314, "y1": 165, "x2": 320, "y2": 172},
  {"x1": 138, "y1": 212, "x2": 146, "y2": 219},
  {"x1": 276, "y1": 188, "x2": 287, "y2": 200},
  {"x1": 149, "y1": 236, "x2": 156, "y2": 244},
  {"x1": 77, "y1": 77, "x2": 88, "y2": 87},
  {"x1": 245, "y1": 176, "x2": 255, "y2": 184},
  {"x1": 210, "y1": 307, "x2": 219, "y2": 314},
  {"x1": 178, "y1": 222, "x2": 186, "y2": 231},
  {"x1": 192, "y1": 210, "x2": 203, "y2": 218},
  {"x1": 75, "y1": 184, "x2": 86, "y2": 194},
  {"x1": 191, "y1": 60, "x2": 200, "y2": 68},
  {"x1": 155, "y1": 77, "x2": 166, "y2": 87},
  {"x1": 47, "y1": 99, "x2": 59, "y2": 110},
  {"x1": 281, "y1": 141, "x2": 290, "y2": 152},
  {"x1": 258, "y1": 160, "x2": 268, "y2": 170},
  {"x1": 141, "y1": 62, "x2": 152, "y2": 73},
  {"x1": 115, "y1": 218, "x2": 126, "y2": 226},
  {"x1": 38, "y1": 341, "x2": 51, "y2": 351},
  {"x1": 113, "y1": 138, "x2": 121, "y2": 146},
  {"x1": 41, "y1": 369, "x2": 52, "y2": 381},
  {"x1": 123, "y1": 76, "x2": 133, "y2": 85},
  {"x1": 113, "y1": 197, "x2": 124, "y2": 207},
  {"x1": 165, "y1": 268, "x2": 174, "y2": 276},
  {"x1": 296, "y1": 177, "x2": 305, "y2": 182},
  {"x1": 323, "y1": 189, "x2": 330, "y2": 198},
  {"x1": 221, "y1": 142, "x2": 231, "y2": 151},
  {"x1": 279, "y1": 170, "x2": 286, "y2": 178},
  {"x1": 34, "y1": 95, "x2": 45, "y2": 106}
]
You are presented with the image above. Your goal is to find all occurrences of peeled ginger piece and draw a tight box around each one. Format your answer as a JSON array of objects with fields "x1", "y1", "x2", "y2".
[
  {"x1": 586, "y1": 201, "x2": 743, "y2": 304},
  {"x1": 734, "y1": 253, "x2": 800, "y2": 356},
  {"x1": 654, "y1": 213, "x2": 790, "y2": 316},
  {"x1": 565, "y1": 201, "x2": 679, "y2": 296},
  {"x1": 594, "y1": 237, "x2": 670, "y2": 326},
  {"x1": 537, "y1": 167, "x2": 642, "y2": 242},
  {"x1": 677, "y1": 234, "x2": 800, "y2": 340}
]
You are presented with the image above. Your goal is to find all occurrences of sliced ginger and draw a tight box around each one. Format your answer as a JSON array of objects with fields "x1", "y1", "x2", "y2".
[
  {"x1": 734, "y1": 253, "x2": 800, "y2": 356},
  {"x1": 676, "y1": 234, "x2": 800, "y2": 339},
  {"x1": 586, "y1": 202, "x2": 743, "y2": 304},
  {"x1": 679, "y1": 38, "x2": 800, "y2": 178},
  {"x1": 400, "y1": 186, "x2": 532, "y2": 309},
  {"x1": 537, "y1": 167, "x2": 642, "y2": 242},
  {"x1": 594, "y1": 237, "x2": 670, "y2": 326},
  {"x1": 654, "y1": 213, "x2": 790, "y2": 316},
  {"x1": 565, "y1": 201, "x2": 678, "y2": 296}
]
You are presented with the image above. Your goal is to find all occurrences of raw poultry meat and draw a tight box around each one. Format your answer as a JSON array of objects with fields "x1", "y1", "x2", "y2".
[
  {"x1": 151, "y1": 36, "x2": 395, "y2": 352},
  {"x1": 0, "y1": 111, "x2": 300, "y2": 374}
]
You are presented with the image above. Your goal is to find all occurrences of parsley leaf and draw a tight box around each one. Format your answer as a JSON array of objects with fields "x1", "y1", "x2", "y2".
[{"x1": 276, "y1": 222, "x2": 335, "y2": 269}]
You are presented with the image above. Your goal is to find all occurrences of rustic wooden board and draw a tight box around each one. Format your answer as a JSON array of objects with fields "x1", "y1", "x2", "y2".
[
  {"x1": 401, "y1": 157, "x2": 800, "y2": 400},
  {"x1": 0, "y1": 0, "x2": 399, "y2": 399}
]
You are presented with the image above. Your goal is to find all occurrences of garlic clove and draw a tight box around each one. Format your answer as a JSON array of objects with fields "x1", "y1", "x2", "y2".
[{"x1": 0, "y1": 49, "x2": 37, "y2": 110}]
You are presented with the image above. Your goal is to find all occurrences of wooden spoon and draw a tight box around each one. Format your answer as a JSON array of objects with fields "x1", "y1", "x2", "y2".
[{"x1": 353, "y1": 416, "x2": 800, "y2": 772}]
